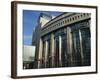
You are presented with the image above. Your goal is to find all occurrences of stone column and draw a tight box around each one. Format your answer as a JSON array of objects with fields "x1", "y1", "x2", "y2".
[
  {"x1": 44, "y1": 40, "x2": 48, "y2": 68},
  {"x1": 59, "y1": 35, "x2": 62, "y2": 67},
  {"x1": 67, "y1": 27, "x2": 73, "y2": 66},
  {"x1": 50, "y1": 33, "x2": 55, "y2": 67},
  {"x1": 54, "y1": 38, "x2": 56, "y2": 67},
  {"x1": 37, "y1": 38, "x2": 43, "y2": 68},
  {"x1": 79, "y1": 30, "x2": 84, "y2": 65}
]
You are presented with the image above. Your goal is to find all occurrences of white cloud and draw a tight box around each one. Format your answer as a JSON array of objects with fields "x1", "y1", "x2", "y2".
[{"x1": 24, "y1": 35, "x2": 32, "y2": 40}]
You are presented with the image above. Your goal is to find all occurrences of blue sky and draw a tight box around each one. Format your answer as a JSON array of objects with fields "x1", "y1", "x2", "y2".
[{"x1": 23, "y1": 10, "x2": 63, "y2": 45}]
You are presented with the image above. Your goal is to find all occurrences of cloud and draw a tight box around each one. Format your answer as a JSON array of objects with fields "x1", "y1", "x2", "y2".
[
  {"x1": 24, "y1": 35, "x2": 32, "y2": 40},
  {"x1": 24, "y1": 35, "x2": 32, "y2": 45}
]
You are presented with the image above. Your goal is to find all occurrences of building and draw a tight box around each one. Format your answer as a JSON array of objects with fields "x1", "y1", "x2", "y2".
[
  {"x1": 23, "y1": 45, "x2": 36, "y2": 69},
  {"x1": 32, "y1": 12, "x2": 91, "y2": 69}
]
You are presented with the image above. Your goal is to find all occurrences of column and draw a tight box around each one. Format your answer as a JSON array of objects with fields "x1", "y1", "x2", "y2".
[
  {"x1": 37, "y1": 38, "x2": 43, "y2": 68},
  {"x1": 67, "y1": 27, "x2": 73, "y2": 66},
  {"x1": 54, "y1": 37, "x2": 56, "y2": 67},
  {"x1": 50, "y1": 33, "x2": 55, "y2": 67},
  {"x1": 44, "y1": 40, "x2": 48, "y2": 68},
  {"x1": 59, "y1": 35, "x2": 62, "y2": 67},
  {"x1": 79, "y1": 29, "x2": 84, "y2": 65}
]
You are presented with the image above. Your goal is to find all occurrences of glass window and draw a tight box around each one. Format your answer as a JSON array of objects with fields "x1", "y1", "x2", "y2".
[
  {"x1": 81, "y1": 28, "x2": 91, "y2": 66},
  {"x1": 55, "y1": 37, "x2": 59, "y2": 67},
  {"x1": 61, "y1": 33, "x2": 68, "y2": 67},
  {"x1": 54, "y1": 30, "x2": 60, "y2": 67},
  {"x1": 71, "y1": 26, "x2": 91, "y2": 67},
  {"x1": 47, "y1": 39, "x2": 52, "y2": 68},
  {"x1": 72, "y1": 31, "x2": 82, "y2": 66}
]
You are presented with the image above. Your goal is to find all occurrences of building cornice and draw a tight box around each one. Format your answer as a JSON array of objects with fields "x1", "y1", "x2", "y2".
[{"x1": 41, "y1": 13, "x2": 90, "y2": 36}]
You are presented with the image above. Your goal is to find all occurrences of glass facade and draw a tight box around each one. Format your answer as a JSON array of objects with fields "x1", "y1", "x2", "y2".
[
  {"x1": 61, "y1": 30, "x2": 68, "y2": 67},
  {"x1": 54, "y1": 31, "x2": 59, "y2": 67},
  {"x1": 71, "y1": 21, "x2": 91, "y2": 66},
  {"x1": 72, "y1": 30, "x2": 82, "y2": 66},
  {"x1": 47, "y1": 39, "x2": 51, "y2": 68},
  {"x1": 42, "y1": 41, "x2": 45, "y2": 68},
  {"x1": 81, "y1": 28, "x2": 91, "y2": 66}
]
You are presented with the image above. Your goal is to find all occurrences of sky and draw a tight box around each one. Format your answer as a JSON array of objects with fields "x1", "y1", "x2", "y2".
[{"x1": 23, "y1": 10, "x2": 63, "y2": 45}]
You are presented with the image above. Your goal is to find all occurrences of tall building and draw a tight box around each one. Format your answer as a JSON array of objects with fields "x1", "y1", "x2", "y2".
[{"x1": 32, "y1": 12, "x2": 91, "y2": 68}]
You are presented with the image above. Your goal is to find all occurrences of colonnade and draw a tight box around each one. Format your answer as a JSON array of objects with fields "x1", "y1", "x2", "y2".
[
  {"x1": 35, "y1": 20, "x2": 91, "y2": 68},
  {"x1": 36, "y1": 27, "x2": 73, "y2": 68}
]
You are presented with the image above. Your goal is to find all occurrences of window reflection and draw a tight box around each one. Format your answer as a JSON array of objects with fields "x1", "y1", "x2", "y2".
[
  {"x1": 81, "y1": 28, "x2": 91, "y2": 66},
  {"x1": 72, "y1": 27, "x2": 91, "y2": 66},
  {"x1": 72, "y1": 31, "x2": 82, "y2": 66},
  {"x1": 55, "y1": 36, "x2": 59, "y2": 67},
  {"x1": 61, "y1": 32, "x2": 68, "y2": 67},
  {"x1": 47, "y1": 39, "x2": 51, "y2": 68}
]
